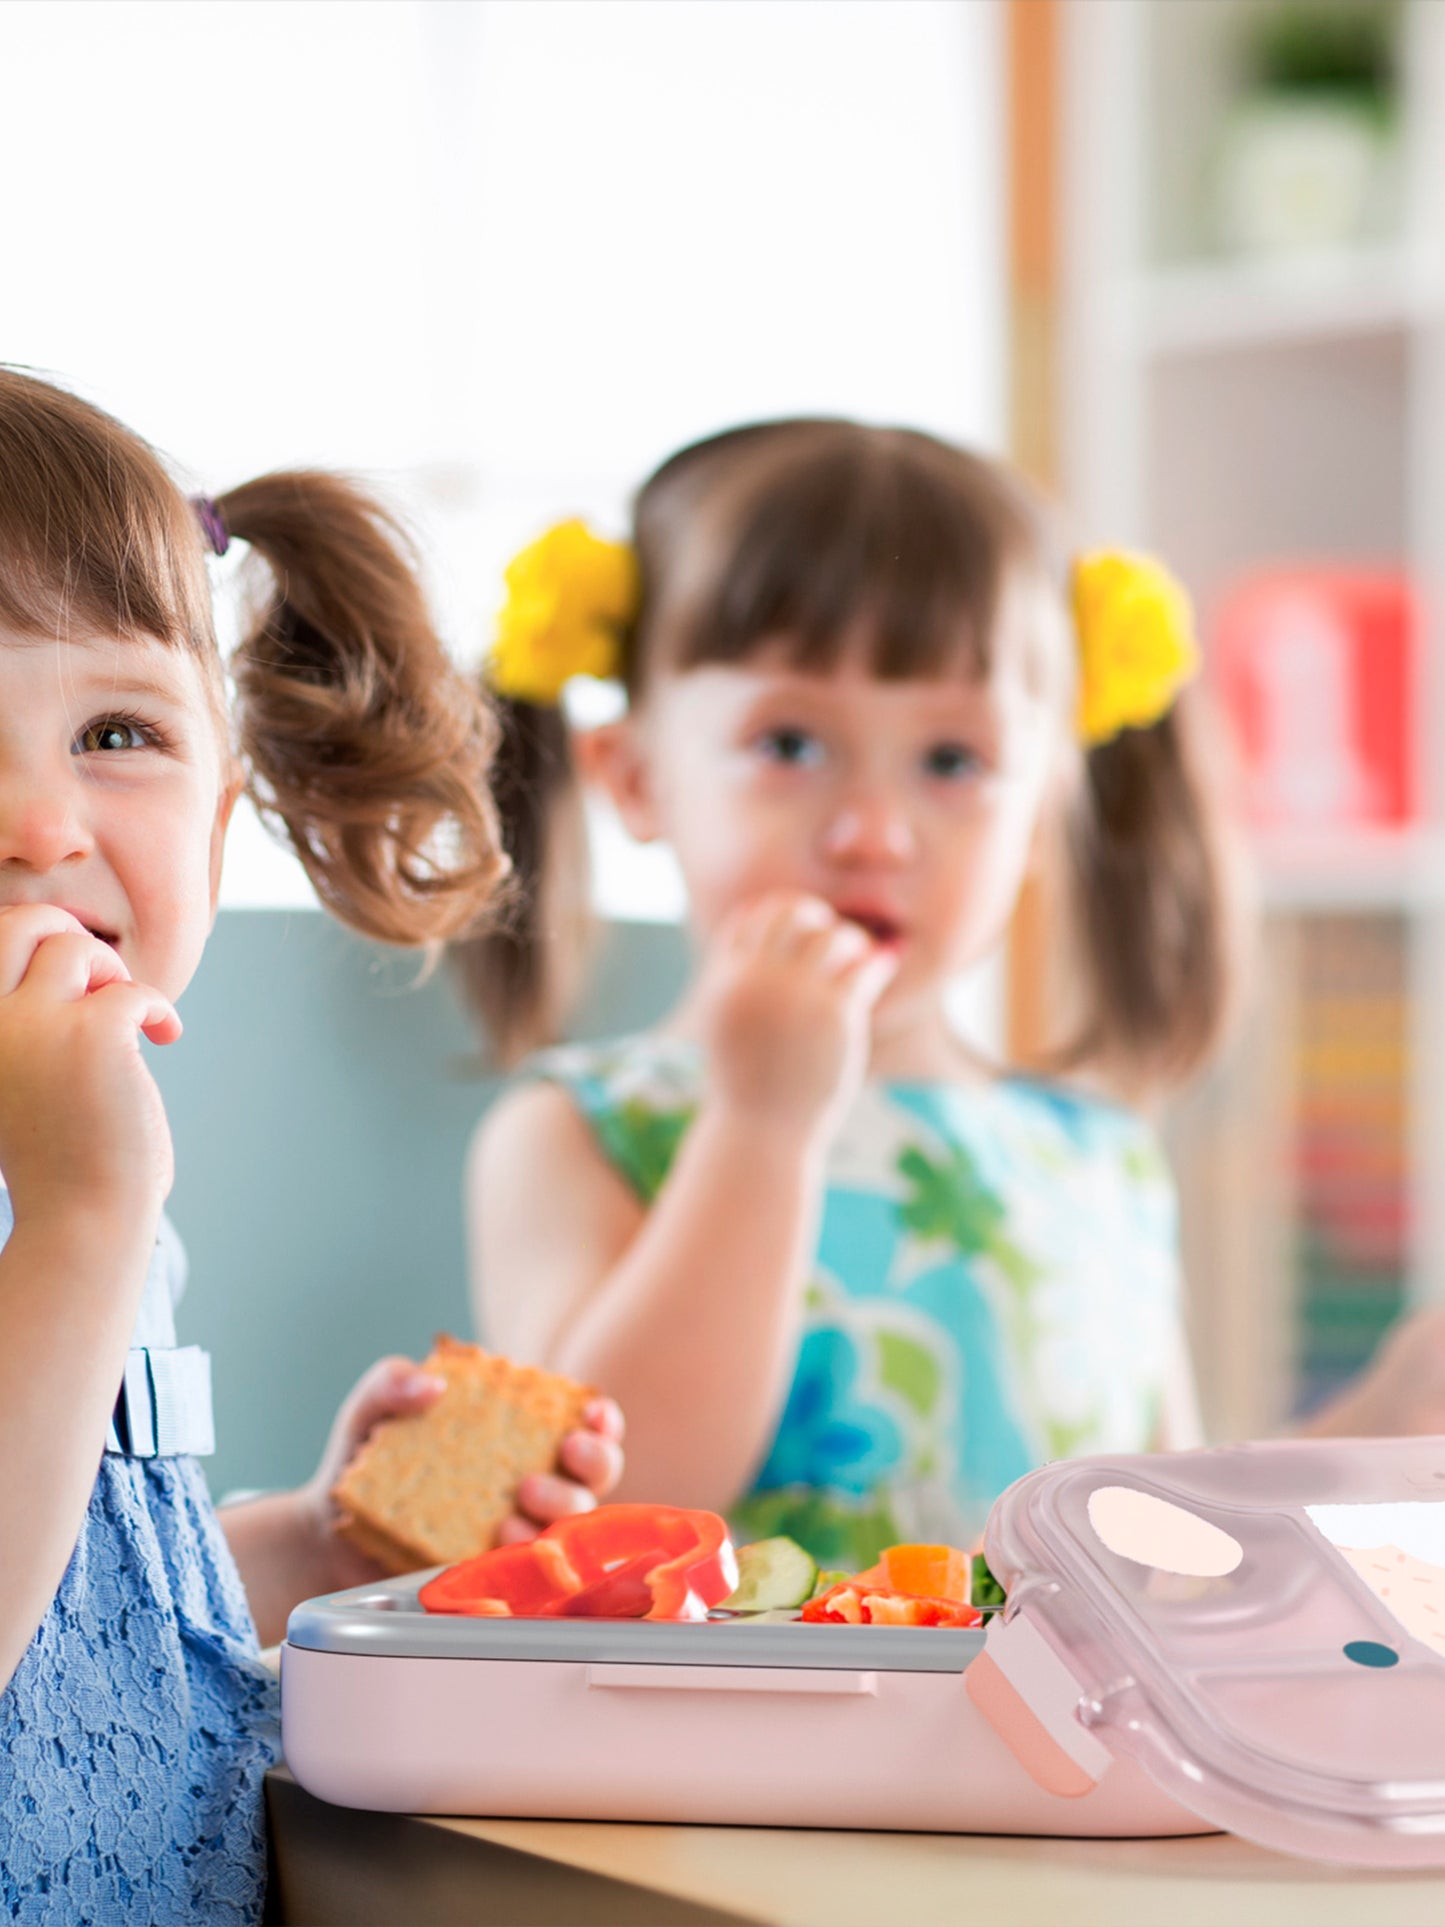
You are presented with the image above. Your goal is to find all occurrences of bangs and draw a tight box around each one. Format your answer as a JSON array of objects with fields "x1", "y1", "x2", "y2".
[
  {"x1": 0, "y1": 368, "x2": 212, "y2": 654},
  {"x1": 639, "y1": 423, "x2": 1045, "y2": 688}
]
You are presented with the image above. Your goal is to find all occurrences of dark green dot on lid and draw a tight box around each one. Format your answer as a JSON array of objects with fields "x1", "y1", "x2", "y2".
[{"x1": 1343, "y1": 1640, "x2": 1399, "y2": 1668}]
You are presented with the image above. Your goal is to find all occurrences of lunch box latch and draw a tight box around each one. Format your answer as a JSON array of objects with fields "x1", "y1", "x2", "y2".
[{"x1": 965, "y1": 1612, "x2": 1113, "y2": 1798}]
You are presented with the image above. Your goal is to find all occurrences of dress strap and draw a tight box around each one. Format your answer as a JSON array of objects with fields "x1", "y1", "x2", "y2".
[{"x1": 105, "y1": 1346, "x2": 215, "y2": 1458}]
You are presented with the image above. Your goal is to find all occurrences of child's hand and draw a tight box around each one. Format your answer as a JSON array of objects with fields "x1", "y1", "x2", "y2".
[
  {"x1": 0, "y1": 905, "x2": 180, "y2": 1221},
  {"x1": 1302, "y1": 1306, "x2": 1445, "y2": 1440},
  {"x1": 695, "y1": 892, "x2": 898, "y2": 1143},
  {"x1": 302, "y1": 1356, "x2": 626, "y2": 1581},
  {"x1": 495, "y1": 1396, "x2": 626, "y2": 1544}
]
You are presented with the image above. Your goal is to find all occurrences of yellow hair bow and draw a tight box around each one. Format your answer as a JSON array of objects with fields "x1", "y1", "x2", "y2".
[
  {"x1": 1072, "y1": 550, "x2": 1200, "y2": 748},
  {"x1": 488, "y1": 518, "x2": 639, "y2": 706}
]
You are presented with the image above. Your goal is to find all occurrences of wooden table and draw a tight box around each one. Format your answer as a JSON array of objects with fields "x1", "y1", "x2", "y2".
[{"x1": 265, "y1": 1766, "x2": 1445, "y2": 1927}]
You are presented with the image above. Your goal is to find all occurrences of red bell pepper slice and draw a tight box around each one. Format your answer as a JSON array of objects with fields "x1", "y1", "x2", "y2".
[
  {"x1": 418, "y1": 1504, "x2": 738, "y2": 1622},
  {"x1": 799, "y1": 1581, "x2": 984, "y2": 1629},
  {"x1": 418, "y1": 1535, "x2": 581, "y2": 1616},
  {"x1": 545, "y1": 1505, "x2": 738, "y2": 1622},
  {"x1": 553, "y1": 1551, "x2": 658, "y2": 1619}
]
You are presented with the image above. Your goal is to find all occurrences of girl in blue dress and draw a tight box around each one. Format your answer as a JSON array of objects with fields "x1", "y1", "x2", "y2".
[{"x1": 0, "y1": 368, "x2": 622, "y2": 1926}]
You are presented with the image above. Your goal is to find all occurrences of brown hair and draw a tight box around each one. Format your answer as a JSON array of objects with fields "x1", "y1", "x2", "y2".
[
  {"x1": 0, "y1": 366, "x2": 506, "y2": 948},
  {"x1": 454, "y1": 417, "x2": 1242, "y2": 1087},
  {"x1": 451, "y1": 696, "x2": 591, "y2": 1057}
]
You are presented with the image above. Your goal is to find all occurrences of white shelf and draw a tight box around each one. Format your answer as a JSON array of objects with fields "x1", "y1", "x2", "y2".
[
  {"x1": 1061, "y1": 0, "x2": 1445, "y2": 1419},
  {"x1": 1114, "y1": 245, "x2": 1445, "y2": 360},
  {"x1": 1258, "y1": 830, "x2": 1445, "y2": 914}
]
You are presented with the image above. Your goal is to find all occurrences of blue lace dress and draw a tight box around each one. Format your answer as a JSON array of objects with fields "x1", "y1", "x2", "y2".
[
  {"x1": 0, "y1": 1193, "x2": 279, "y2": 1926},
  {"x1": 533, "y1": 1036, "x2": 1185, "y2": 1569}
]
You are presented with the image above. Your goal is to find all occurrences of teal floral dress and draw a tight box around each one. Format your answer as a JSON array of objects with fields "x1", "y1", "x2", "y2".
[{"x1": 534, "y1": 1036, "x2": 1183, "y2": 1570}]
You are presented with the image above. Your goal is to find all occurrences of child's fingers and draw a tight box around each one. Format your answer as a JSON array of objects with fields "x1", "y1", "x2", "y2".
[
  {"x1": 87, "y1": 979, "x2": 185, "y2": 1047},
  {"x1": 838, "y1": 941, "x2": 901, "y2": 1010},
  {"x1": 558, "y1": 1426, "x2": 625, "y2": 1497},
  {"x1": 0, "y1": 904, "x2": 92, "y2": 994},
  {"x1": 495, "y1": 1515, "x2": 542, "y2": 1546},
  {"x1": 582, "y1": 1395, "x2": 626, "y2": 1443},
  {"x1": 311, "y1": 1358, "x2": 447, "y2": 1515},
  {"x1": 1, "y1": 914, "x2": 179, "y2": 1042},
  {"x1": 771, "y1": 894, "x2": 839, "y2": 954},
  {"x1": 335, "y1": 1357, "x2": 446, "y2": 1453},
  {"x1": 712, "y1": 898, "x2": 780, "y2": 962},
  {"x1": 140, "y1": 1002, "x2": 185, "y2": 1047},
  {"x1": 12, "y1": 931, "x2": 184, "y2": 1042},
  {"x1": 797, "y1": 918, "x2": 874, "y2": 977},
  {"x1": 516, "y1": 1469, "x2": 598, "y2": 1525},
  {"x1": 724, "y1": 891, "x2": 834, "y2": 956},
  {"x1": 19, "y1": 934, "x2": 186, "y2": 1040},
  {"x1": 375, "y1": 1361, "x2": 449, "y2": 1415},
  {"x1": 13, "y1": 926, "x2": 131, "y2": 1002}
]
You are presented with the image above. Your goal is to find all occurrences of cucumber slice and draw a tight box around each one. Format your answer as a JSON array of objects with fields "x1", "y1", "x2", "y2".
[{"x1": 721, "y1": 1537, "x2": 819, "y2": 1612}]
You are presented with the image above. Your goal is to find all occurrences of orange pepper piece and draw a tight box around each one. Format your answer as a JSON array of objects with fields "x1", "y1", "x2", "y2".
[{"x1": 878, "y1": 1543, "x2": 973, "y2": 1603}]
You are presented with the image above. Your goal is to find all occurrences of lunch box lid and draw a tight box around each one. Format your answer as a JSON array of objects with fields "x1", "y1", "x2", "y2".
[
  {"x1": 286, "y1": 1578, "x2": 986, "y2": 1672},
  {"x1": 978, "y1": 1435, "x2": 1445, "y2": 1866}
]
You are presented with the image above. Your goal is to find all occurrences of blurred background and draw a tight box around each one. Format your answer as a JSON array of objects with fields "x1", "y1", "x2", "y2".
[
  {"x1": 1042, "y1": 0, "x2": 1445, "y2": 1453},
  {"x1": 6, "y1": 0, "x2": 1440, "y2": 1493}
]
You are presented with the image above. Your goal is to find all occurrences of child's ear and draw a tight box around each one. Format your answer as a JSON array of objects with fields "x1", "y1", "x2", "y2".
[
  {"x1": 208, "y1": 771, "x2": 244, "y2": 924},
  {"x1": 574, "y1": 720, "x2": 663, "y2": 843}
]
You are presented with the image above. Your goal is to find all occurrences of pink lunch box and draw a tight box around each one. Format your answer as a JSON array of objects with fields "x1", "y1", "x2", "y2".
[{"x1": 281, "y1": 1436, "x2": 1445, "y2": 1865}]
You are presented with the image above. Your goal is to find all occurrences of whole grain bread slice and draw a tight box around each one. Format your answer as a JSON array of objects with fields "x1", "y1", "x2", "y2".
[{"x1": 331, "y1": 1335, "x2": 598, "y2": 1574}]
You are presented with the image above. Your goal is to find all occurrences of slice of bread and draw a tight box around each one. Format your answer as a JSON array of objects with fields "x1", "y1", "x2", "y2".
[{"x1": 331, "y1": 1335, "x2": 598, "y2": 1574}]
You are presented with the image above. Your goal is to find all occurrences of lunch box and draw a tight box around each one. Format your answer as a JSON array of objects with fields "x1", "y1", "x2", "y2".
[{"x1": 281, "y1": 1436, "x2": 1445, "y2": 1863}]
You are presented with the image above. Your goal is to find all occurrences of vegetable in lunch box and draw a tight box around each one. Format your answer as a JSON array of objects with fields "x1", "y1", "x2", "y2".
[
  {"x1": 419, "y1": 1504, "x2": 738, "y2": 1622},
  {"x1": 970, "y1": 1552, "x2": 1006, "y2": 1614},
  {"x1": 796, "y1": 1543, "x2": 998, "y2": 1629},
  {"x1": 800, "y1": 1582, "x2": 983, "y2": 1628},
  {"x1": 720, "y1": 1537, "x2": 819, "y2": 1612},
  {"x1": 811, "y1": 1568, "x2": 851, "y2": 1598}
]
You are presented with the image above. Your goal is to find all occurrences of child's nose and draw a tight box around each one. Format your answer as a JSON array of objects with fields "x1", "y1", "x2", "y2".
[
  {"x1": 820, "y1": 790, "x2": 917, "y2": 866},
  {"x1": 0, "y1": 787, "x2": 92, "y2": 873}
]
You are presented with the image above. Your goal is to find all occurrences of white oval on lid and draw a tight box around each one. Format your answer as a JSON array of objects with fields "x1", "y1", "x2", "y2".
[{"x1": 1087, "y1": 1485, "x2": 1244, "y2": 1578}]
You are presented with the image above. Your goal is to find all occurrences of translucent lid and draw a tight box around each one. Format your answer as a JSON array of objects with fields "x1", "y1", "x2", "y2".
[{"x1": 986, "y1": 1437, "x2": 1445, "y2": 1866}]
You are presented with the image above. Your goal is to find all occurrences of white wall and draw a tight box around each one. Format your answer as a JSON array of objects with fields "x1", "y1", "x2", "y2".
[{"x1": 3, "y1": 0, "x2": 1004, "y2": 919}]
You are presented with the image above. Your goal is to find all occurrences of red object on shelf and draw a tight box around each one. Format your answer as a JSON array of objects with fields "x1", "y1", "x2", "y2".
[{"x1": 1213, "y1": 571, "x2": 1419, "y2": 833}]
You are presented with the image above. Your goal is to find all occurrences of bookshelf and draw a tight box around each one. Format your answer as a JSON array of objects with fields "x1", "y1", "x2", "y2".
[{"x1": 1055, "y1": 0, "x2": 1445, "y2": 1438}]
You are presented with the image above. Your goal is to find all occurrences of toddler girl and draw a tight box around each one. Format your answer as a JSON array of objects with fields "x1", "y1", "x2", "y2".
[
  {"x1": 0, "y1": 368, "x2": 621, "y2": 1926},
  {"x1": 464, "y1": 419, "x2": 1445, "y2": 1563},
  {"x1": 458, "y1": 419, "x2": 1231, "y2": 1570}
]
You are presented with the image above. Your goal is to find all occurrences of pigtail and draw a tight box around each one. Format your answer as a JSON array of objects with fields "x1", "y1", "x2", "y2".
[
  {"x1": 446, "y1": 516, "x2": 634, "y2": 1063},
  {"x1": 448, "y1": 693, "x2": 593, "y2": 1065},
  {"x1": 217, "y1": 471, "x2": 508, "y2": 947},
  {"x1": 1062, "y1": 692, "x2": 1246, "y2": 1093}
]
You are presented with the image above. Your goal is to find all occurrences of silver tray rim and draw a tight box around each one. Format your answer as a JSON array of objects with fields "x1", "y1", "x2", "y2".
[{"x1": 285, "y1": 1571, "x2": 987, "y2": 1673}]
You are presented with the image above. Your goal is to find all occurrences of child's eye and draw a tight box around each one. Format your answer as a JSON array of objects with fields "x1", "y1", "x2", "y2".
[
  {"x1": 755, "y1": 726, "x2": 824, "y2": 769},
  {"x1": 923, "y1": 741, "x2": 984, "y2": 780},
  {"x1": 73, "y1": 714, "x2": 158, "y2": 755}
]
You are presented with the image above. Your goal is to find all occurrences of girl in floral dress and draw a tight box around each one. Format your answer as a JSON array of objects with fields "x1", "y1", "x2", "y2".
[{"x1": 456, "y1": 418, "x2": 1229, "y2": 1568}]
